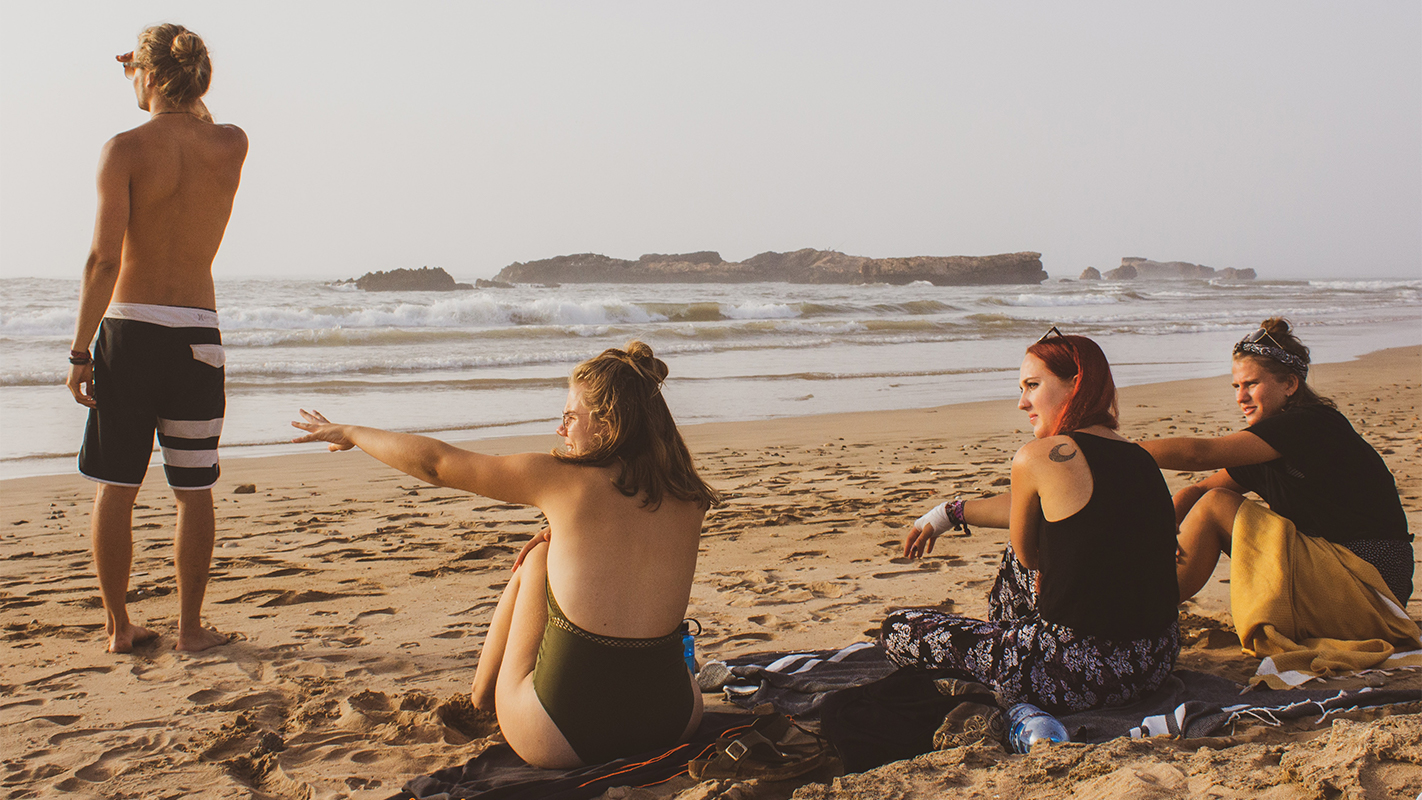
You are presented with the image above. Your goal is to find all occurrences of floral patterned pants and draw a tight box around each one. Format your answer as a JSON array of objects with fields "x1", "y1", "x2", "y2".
[{"x1": 881, "y1": 548, "x2": 1179, "y2": 714}]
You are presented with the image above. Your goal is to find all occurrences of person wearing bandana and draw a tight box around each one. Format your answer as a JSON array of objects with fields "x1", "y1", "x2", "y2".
[{"x1": 1142, "y1": 318, "x2": 1413, "y2": 610}]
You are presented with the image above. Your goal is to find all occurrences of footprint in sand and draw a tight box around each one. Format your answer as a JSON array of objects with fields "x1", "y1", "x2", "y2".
[
  {"x1": 707, "y1": 632, "x2": 775, "y2": 648},
  {"x1": 23, "y1": 666, "x2": 112, "y2": 694},
  {"x1": 805, "y1": 581, "x2": 847, "y2": 598},
  {"x1": 435, "y1": 694, "x2": 499, "y2": 741},
  {"x1": 186, "y1": 688, "x2": 225, "y2": 704},
  {"x1": 747, "y1": 614, "x2": 804, "y2": 632}
]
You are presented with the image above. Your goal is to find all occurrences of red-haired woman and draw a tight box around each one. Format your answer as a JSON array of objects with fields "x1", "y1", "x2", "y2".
[{"x1": 884, "y1": 330, "x2": 1180, "y2": 713}]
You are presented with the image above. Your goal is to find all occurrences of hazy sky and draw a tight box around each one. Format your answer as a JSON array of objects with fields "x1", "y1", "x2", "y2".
[{"x1": 1, "y1": 2, "x2": 1418, "y2": 281}]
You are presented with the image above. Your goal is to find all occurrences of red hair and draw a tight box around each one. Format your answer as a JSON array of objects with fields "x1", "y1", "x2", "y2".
[{"x1": 1025, "y1": 335, "x2": 1118, "y2": 436}]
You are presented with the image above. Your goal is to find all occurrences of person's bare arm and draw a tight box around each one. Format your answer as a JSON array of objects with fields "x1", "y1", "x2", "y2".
[
  {"x1": 1140, "y1": 431, "x2": 1280, "y2": 472},
  {"x1": 67, "y1": 138, "x2": 131, "y2": 407},
  {"x1": 291, "y1": 410, "x2": 554, "y2": 505},
  {"x1": 1170, "y1": 469, "x2": 1245, "y2": 524},
  {"x1": 1008, "y1": 444, "x2": 1046, "y2": 570},
  {"x1": 902, "y1": 490, "x2": 1010, "y2": 559},
  {"x1": 964, "y1": 493, "x2": 1011, "y2": 529}
]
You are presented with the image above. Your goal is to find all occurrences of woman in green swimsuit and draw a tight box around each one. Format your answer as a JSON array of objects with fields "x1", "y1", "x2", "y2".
[{"x1": 293, "y1": 341, "x2": 719, "y2": 768}]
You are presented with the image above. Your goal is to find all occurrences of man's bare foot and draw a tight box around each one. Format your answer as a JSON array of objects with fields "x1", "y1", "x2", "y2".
[
  {"x1": 107, "y1": 624, "x2": 159, "y2": 654},
  {"x1": 175, "y1": 626, "x2": 228, "y2": 652}
]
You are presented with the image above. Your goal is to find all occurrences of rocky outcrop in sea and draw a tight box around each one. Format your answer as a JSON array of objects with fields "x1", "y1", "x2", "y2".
[
  {"x1": 1104, "y1": 258, "x2": 1255, "y2": 281},
  {"x1": 493, "y1": 249, "x2": 1046, "y2": 285},
  {"x1": 348, "y1": 267, "x2": 472, "y2": 291}
]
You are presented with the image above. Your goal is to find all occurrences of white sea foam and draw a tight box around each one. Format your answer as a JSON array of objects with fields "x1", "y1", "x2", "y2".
[{"x1": 721, "y1": 302, "x2": 800, "y2": 320}]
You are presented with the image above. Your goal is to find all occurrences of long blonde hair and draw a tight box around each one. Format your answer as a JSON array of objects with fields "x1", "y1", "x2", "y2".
[{"x1": 554, "y1": 341, "x2": 720, "y2": 510}]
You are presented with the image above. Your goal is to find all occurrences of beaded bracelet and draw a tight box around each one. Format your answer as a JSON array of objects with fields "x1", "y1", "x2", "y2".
[
  {"x1": 946, "y1": 498, "x2": 971, "y2": 536},
  {"x1": 69, "y1": 349, "x2": 92, "y2": 366}
]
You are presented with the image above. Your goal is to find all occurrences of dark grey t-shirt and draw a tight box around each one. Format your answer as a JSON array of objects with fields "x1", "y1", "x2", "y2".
[{"x1": 1227, "y1": 404, "x2": 1408, "y2": 544}]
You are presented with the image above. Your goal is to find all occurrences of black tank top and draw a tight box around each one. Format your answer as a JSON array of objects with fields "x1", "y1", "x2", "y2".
[{"x1": 1037, "y1": 433, "x2": 1179, "y2": 640}]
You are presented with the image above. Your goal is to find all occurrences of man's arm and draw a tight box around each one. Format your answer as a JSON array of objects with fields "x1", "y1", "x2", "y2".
[
  {"x1": 1139, "y1": 431, "x2": 1280, "y2": 472},
  {"x1": 67, "y1": 138, "x2": 131, "y2": 407}
]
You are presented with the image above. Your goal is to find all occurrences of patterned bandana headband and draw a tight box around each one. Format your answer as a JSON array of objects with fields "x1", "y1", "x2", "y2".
[{"x1": 1233, "y1": 328, "x2": 1309, "y2": 379}]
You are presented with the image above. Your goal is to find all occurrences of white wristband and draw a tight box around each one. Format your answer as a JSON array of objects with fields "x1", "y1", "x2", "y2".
[{"x1": 916, "y1": 502, "x2": 953, "y2": 534}]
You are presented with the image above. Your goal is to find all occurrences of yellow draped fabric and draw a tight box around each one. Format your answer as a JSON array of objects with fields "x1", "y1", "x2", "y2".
[{"x1": 1229, "y1": 499, "x2": 1422, "y2": 689}]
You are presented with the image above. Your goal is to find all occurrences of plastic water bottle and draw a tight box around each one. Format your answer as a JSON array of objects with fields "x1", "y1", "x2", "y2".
[
  {"x1": 1006, "y1": 703, "x2": 1069, "y2": 753},
  {"x1": 678, "y1": 619, "x2": 701, "y2": 673}
]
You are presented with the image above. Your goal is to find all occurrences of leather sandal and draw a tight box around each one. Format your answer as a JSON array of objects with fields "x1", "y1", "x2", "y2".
[{"x1": 688, "y1": 714, "x2": 835, "y2": 781}]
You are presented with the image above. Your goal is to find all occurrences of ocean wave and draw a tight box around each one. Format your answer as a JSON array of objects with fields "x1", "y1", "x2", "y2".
[
  {"x1": 219, "y1": 295, "x2": 666, "y2": 330},
  {"x1": 984, "y1": 293, "x2": 1123, "y2": 308},
  {"x1": 0, "y1": 306, "x2": 79, "y2": 336},
  {"x1": 1306, "y1": 279, "x2": 1422, "y2": 292}
]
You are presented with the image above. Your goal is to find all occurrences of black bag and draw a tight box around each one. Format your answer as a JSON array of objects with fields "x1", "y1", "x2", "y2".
[{"x1": 818, "y1": 669, "x2": 999, "y2": 773}]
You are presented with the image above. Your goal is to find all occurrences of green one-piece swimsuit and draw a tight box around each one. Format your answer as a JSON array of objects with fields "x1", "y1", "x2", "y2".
[{"x1": 531, "y1": 579, "x2": 695, "y2": 764}]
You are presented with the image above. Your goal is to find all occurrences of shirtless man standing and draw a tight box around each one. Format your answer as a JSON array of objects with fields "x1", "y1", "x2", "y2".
[{"x1": 65, "y1": 24, "x2": 247, "y2": 653}]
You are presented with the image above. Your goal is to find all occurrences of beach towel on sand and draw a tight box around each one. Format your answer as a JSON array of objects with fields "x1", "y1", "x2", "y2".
[
  {"x1": 1230, "y1": 500, "x2": 1422, "y2": 689},
  {"x1": 392, "y1": 713, "x2": 750, "y2": 800}
]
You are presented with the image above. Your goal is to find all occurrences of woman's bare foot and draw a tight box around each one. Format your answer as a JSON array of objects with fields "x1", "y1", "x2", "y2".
[
  {"x1": 107, "y1": 623, "x2": 159, "y2": 654},
  {"x1": 175, "y1": 626, "x2": 228, "y2": 652}
]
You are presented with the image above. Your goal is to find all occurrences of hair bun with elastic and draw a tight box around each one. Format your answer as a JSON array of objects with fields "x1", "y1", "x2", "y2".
[
  {"x1": 623, "y1": 340, "x2": 668, "y2": 385},
  {"x1": 170, "y1": 31, "x2": 207, "y2": 67}
]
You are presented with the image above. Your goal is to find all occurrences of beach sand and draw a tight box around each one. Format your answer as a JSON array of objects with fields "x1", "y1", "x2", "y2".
[{"x1": 3, "y1": 346, "x2": 1419, "y2": 799}]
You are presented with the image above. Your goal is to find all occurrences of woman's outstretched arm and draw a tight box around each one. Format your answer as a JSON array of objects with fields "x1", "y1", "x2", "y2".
[{"x1": 291, "y1": 409, "x2": 550, "y2": 504}]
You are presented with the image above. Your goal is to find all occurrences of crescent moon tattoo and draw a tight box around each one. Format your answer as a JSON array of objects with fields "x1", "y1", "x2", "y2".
[{"x1": 1048, "y1": 444, "x2": 1076, "y2": 463}]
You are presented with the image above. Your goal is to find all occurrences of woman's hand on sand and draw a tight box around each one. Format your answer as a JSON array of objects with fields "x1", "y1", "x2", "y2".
[
  {"x1": 513, "y1": 528, "x2": 551, "y2": 572},
  {"x1": 291, "y1": 409, "x2": 356, "y2": 451},
  {"x1": 903, "y1": 522, "x2": 938, "y2": 559}
]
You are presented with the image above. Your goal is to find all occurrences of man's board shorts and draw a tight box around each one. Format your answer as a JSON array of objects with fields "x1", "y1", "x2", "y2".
[{"x1": 78, "y1": 303, "x2": 225, "y2": 490}]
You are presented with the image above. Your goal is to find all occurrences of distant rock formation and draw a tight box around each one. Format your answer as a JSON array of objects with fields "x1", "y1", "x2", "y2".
[
  {"x1": 352, "y1": 267, "x2": 472, "y2": 291},
  {"x1": 475, "y1": 278, "x2": 514, "y2": 289},
  {"x1": 1107, "y1": 258, "x2": 1256, "y2": 281},
  {"x1": 1079, "y1": 267, "x2": 1102, "y2": 281},
  {"x1": 494, "y1": 250, "x2": 1047, "y2": 286},
  {"x1": 1104, "y1": 263, "x2": 1138, "y2": 280}
]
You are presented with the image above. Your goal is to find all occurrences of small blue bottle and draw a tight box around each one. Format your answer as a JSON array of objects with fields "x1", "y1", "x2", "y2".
[
  {"x1": 1005, "y1": 703, "x2": 1069, "y2": 753},
  {"x1": 679, "y1": 619, "x2": 701, "y2": 673}
]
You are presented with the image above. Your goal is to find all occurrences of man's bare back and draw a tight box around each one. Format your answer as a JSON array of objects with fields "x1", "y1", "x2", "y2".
[{"x1": 107, "y1": 114, "x2": 246, "y2": 309}]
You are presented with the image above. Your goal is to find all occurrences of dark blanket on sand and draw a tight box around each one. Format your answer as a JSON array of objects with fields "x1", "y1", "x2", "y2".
[
  {"x1": 393, "y1": 713, "x2": 748, "y2": 800},
  {"x1": 723, "y1": 645, "x2": 1422, "y2": 771},
  {"x1": 397, "y1": 646, "x2": 1418, "y2": 799}
]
